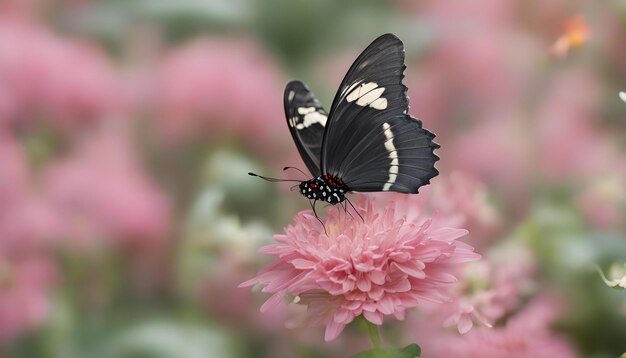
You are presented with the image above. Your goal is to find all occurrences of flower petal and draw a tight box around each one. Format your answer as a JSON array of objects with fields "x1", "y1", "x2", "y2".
[
  {"x1": 363, "y1": 310, "x2": 383, "y2": 325},
  {"x1": 392, "y1": 262, "x2": 426, "y2": 279},
  {"x1": 260, "y1": 291, "x2": 284, "y2": 312},
  {"x1": 458, "y1": 315, "x2": 474, "y2": 334},
  {"x1": 291, "y1": 258, "x2": 317, "y2": 269},
  {"x1": 324, "y1": 321, "x2": 346, "y2": 342}
]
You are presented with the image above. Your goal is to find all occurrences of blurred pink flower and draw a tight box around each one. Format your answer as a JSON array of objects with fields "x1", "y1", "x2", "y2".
[
  {"x1": 442, "y1": 295, "x2": 493, "y2": 334},
  {"x1": 43, "y1": 123, "x2": 171, "y2": 252},
  {"x1": 393, "y1": 172, "x2": 501, "y2": 245},
  {"x1": 0, "y1": 255, "x2": 56, "y2": 342},
  {"x1": 417, "y1": 243, "x2": 536, "y2": 334},
  {"x1": 0, "y1": 135, "x2": 62, "y2": 257},
  {"x1": 409, "y1": 0, "x2": 515, "y2": 32},
  {"x1": 404, "y1": 62, "x2": 451, "y2": 137},
  {"x1": 0, "y1": 195, "x2": 63, "y2": 257},
  {"x1": 154, "y1": 37, "x2": 284, "y2": 146},
  {"x1": 576, "y1": 172, "x2": 626, "y2": 230},
  {"x1": 536, "y1": 69, "x2": 616, "y2": 182},
  {"x1": 200, "y1": 251, "x2": 291, "y2": 333},
  {"x1": 241, "y1": 195, "x2": 480, "y2": 341},
  {"x1": 417, "y1": 297, "x2": 575, "y2": 358},
  {"x1": 0, "y1": 135, "x2": 29, "y2": 212},
  {"x1": 446, "y1": 115, "x2": 533, "y2": 211},
  {"x1": 402, "y1": 0, "x2": 540, "y2": 114},
  {"x1": 0, "y1": 13, "x2": 124, "y2": 131}
]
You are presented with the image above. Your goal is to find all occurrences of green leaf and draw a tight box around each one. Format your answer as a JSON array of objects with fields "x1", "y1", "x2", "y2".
[{"x1": 351, "y1": 343, "x2": 421, "y2": 358}]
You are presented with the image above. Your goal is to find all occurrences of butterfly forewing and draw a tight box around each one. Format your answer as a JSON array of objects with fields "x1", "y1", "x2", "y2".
[
  {"x1": 284, "y1": 80, "x2": 328, "y2": 177},
  {"x1": 320, "y1": 34, "x2": 439, "y2": 193}
]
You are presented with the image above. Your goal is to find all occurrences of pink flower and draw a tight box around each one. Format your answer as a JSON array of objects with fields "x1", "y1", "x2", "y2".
[
  {"x1": 0, "y1": 135, "x2": 29, "y2": 212},
  {"x1": 0, "y1": 195, "x2": 63, "y2": 257},
  {"x1": 241, "y1": 196, "x2": 480, "y2": 341},
  {"x1": 576, "y1": 172, "x2": 626, "y2": 230},
  {"x1": 419, "y1": 242, "x2": 536, "y2": 335},
  {"x1": 447, "y1": 115, "x2": 532, "y2": 199},
  {"x1": 0, "y1": 256, "x2": 56, "y2": 342},
  {"x1": 536, "y1": 69, "x2": 616, "y2": 182},
  {"x1": 0, "y1": 135, "x2": 63, "y2": 257},
  {"x1": 389, "y1": 172, "x2": 501, "y2": 247},
  {"x1": 416, "y1": 297, "x2": 575, "y2": 358},
  {"x1": 43, "y1": 123, "x2": 171, "y2": 252},
  {"x1": 0, "y1": 13, "x2": 124, "y2": 131},
  {"x1": 444, "y1": 298, "x2": 491, "y2": 334},
  {"x1": 153, "y1": 37, "x2": 284, "y2": 147}
]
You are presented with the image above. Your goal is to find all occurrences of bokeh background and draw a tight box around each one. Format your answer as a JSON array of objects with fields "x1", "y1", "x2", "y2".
[{"x1": 1, "y1": 0, "x2": 626, "y2": 357}]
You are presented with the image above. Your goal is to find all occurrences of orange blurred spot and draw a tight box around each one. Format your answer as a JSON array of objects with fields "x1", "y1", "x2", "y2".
[{"x1": 550, "y1": 15, "x2": 591, "y2": 59}]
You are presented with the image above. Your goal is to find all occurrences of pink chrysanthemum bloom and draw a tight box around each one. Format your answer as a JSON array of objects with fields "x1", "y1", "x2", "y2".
[
  {"x1": 435, "y1": 243, "x2": 536, "y2": 334},
  {"x1": 417, "y1": 297, "x2": 576, "y2": 358},
  {"x1": 241, "y1": 196, "x2": 480, "y2": 341}
]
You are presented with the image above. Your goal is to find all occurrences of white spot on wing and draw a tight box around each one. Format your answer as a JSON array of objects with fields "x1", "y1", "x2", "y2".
[
  {"x1": 356, "y1": 87, "x2": 385, "y2": 107},
  {"x1": 382, "y1": 122, "x2": 398, "y2": 191},
  {"x1": 346, "y1": 82, "x2": 388, "y2": 110},
  {"x1": 346, "y1": 82, "x2": 377, "y2": 102},
  {"x1": 297, "y1": 107, "x2": 316, "y2": 115},
  {"x1": 295, "y1": 107, "x2": 327, "y2": 129},
  {"x1": 370, "y1": 97, "x2": 388, "y2": 110},
  {"x1": 288, "y1": 90, "x2": 295, "y2": 101},
  {"x1": 341, "y1": 81, "x2": 362, "y2": 97}
]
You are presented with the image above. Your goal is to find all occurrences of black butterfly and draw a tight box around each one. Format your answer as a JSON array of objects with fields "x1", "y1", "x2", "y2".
[{"x1": 251, "y1": 33, "x2": 439, "y2": 212}]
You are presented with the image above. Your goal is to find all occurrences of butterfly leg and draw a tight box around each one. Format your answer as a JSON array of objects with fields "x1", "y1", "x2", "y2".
[
  {"x1": 309, "y1": 199, "x2": 327, "y2": 234},
  {"x1": 345, "y1": 197, "x2": 364, "y2": 222},
  {"x1": 341, "y1": 200, "x2": 355, "y2": 220}
]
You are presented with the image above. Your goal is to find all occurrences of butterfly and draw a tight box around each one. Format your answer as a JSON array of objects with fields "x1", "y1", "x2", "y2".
[{"x1": 250, "y1": 33, "x2": 439, "y2": 213}]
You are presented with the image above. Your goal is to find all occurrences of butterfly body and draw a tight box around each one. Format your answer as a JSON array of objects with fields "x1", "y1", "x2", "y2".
[{"x1": 299, "y1": 174, "x2": 349, "y2": 204}]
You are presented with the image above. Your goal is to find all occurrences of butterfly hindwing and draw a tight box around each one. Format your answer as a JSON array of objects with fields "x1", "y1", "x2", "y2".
[
  {"x1": 284, "y1": 80, "x2": 328, "y2": 177},
  {"x1": 320, "y1": 33, "x2": 439, "y2": 193}
]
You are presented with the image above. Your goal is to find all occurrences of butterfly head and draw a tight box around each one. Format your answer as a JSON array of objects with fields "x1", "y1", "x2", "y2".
[{"x1": 299, "y1": 174, "x2": 349, "y2": 205}]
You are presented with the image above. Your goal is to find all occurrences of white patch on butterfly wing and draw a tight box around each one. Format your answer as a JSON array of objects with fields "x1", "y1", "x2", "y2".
[
  {"x1": 288, "y1": 90, "x2": 295, "y2": 101},
  {"x1": 346, "y1": 82, "x2": 378, "y2": 102},
  {"x1": 297, "y1": 107, "x2": 316, "y2": 115},
  {"x1": 356, "y1": 87, "x2": 385, "y2": 106},
  {"x1": 382, "y1": 122, "x2": 398, "y2": 191},
  {"x1": 370, "y1": 97, "x2": 388, "y2": 110},
  {"x1": 341, "y1": 81, "x2": 362, "y2": 98},
  {"x1": 295, "y1": 107, "x2": 328, "y2": 129},
  {"x1": 346, "y1": 82, "x2": 388, "y2": 110}
]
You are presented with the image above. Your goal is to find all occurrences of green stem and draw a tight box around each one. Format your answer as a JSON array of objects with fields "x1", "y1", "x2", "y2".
[{"x1": 364, "y1": 318, "x2": 381, "y2": 348}]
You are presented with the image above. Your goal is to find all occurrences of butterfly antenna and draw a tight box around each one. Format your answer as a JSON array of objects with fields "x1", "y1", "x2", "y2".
[
  {"x1": 289, "y1": 183, "x2": 300, "y2": 191},
  {"x1": 309, "y1": 199, "x2": 327, "y2": 235},
  {"x1": 345, "y1": 197, "x2": 364, "y2": 222},
  {"x1": 248, "y1": 172, "x2": 302, "y2": 183},
  {"x1": 283, "y1": 166, "x2": 308, "y2": 179}
]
